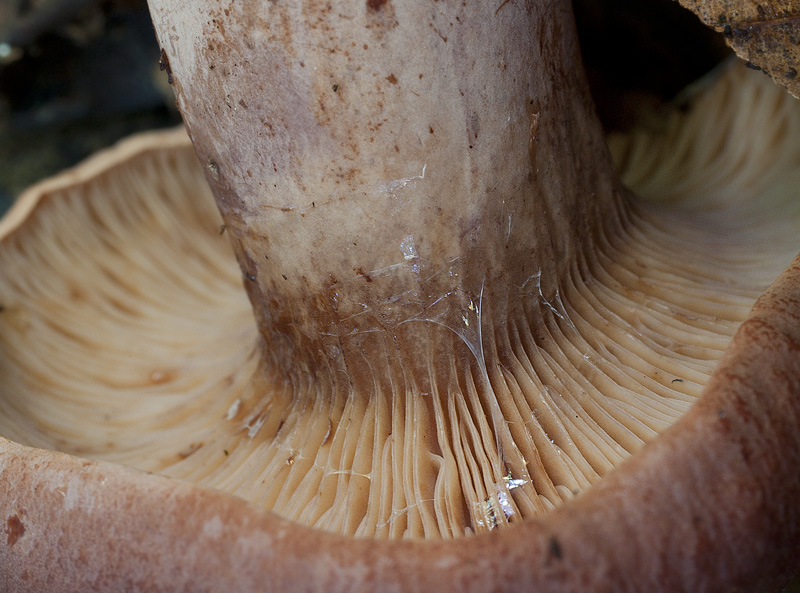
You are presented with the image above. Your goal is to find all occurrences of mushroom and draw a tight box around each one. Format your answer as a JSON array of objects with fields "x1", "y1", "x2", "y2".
[{"x1": 1, "y1": 0, "x2": 799, "y2": 591}]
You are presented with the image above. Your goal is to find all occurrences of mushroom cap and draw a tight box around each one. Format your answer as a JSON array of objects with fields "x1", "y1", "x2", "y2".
[{"x1": 1, "y1": 61, "x2": 800, "y2": 591}]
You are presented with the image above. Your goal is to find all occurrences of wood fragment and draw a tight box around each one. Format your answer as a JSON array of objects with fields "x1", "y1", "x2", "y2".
[{"x1": 678, "y1": 0, "x2": 800, "y2": 97}]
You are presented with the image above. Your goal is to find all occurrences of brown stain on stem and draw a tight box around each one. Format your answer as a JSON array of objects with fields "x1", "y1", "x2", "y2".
[
  {"x1": 6, "y1": 514, "x2": 25, "y2": 546},
  {"x1": 366, "y1": 0, "x2": 389, "y2": 11}
]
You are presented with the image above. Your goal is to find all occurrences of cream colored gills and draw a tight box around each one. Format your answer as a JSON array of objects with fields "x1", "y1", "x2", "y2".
[{"x1": 0, "y1": 0, "x2": 798, "y2": 539}]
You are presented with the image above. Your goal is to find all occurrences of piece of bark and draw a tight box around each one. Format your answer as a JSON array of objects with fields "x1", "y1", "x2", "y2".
[{"x1": 677, "y1": 0, "x2": 800, "y2": 97}]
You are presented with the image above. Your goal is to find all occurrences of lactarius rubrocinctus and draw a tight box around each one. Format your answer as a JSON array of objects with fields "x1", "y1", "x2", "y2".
[{"x1": 1, "y1": 0, "x2": 799, "y2": 591}]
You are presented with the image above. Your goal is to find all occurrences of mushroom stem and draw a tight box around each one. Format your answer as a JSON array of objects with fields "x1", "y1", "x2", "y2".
[{"x1": 148, "y1": 0, "x2": 620, "y2": 386}]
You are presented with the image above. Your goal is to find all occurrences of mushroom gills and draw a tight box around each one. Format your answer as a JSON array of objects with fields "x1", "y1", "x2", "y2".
[{"x1": 0, "y1": 61, "x2": 799, "y2": 539}]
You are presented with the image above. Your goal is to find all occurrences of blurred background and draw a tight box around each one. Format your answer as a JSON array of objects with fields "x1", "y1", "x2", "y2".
[
  {"x1": 0, "y1": 0, "x2": 730, "y2": 214},
  {"x1": 0, "y1": 0, "x2": 180, "y2": 214}
]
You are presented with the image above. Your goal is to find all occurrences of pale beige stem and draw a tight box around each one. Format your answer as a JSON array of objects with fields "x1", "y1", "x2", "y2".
[{"x1": 148, "y1": 0, "x2": 620, "y2": 381}]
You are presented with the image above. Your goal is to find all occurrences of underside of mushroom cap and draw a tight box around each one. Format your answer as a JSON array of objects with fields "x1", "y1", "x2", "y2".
[
  {"x1": 1, "y1": 244, "x2": 799, "y2": 592},
  {"x1": 0, "y1": 12, "x2": 798, "y2": 580},
  {"x1": 1, "y1": 60, "x2": 799, "y2": 547}
]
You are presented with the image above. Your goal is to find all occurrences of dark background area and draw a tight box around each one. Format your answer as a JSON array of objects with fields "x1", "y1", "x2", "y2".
[
  {"x1": 0, "y1": 0, "x2": 181, "y2": 214},
  {"x1": 0, "y1": 0, "x2": 730, "y2": 215}
]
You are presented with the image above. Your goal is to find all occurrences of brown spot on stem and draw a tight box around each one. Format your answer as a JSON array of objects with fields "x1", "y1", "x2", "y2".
[
  {"x1": 548, "y1": 536, "x2": 562, "y2": 560},
  {"x1": 366, "y1": 0, "x2": 388, "y2": 11},
  {"x1": 6, "y1": 515, "x2": 25, "y2": 546}
]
